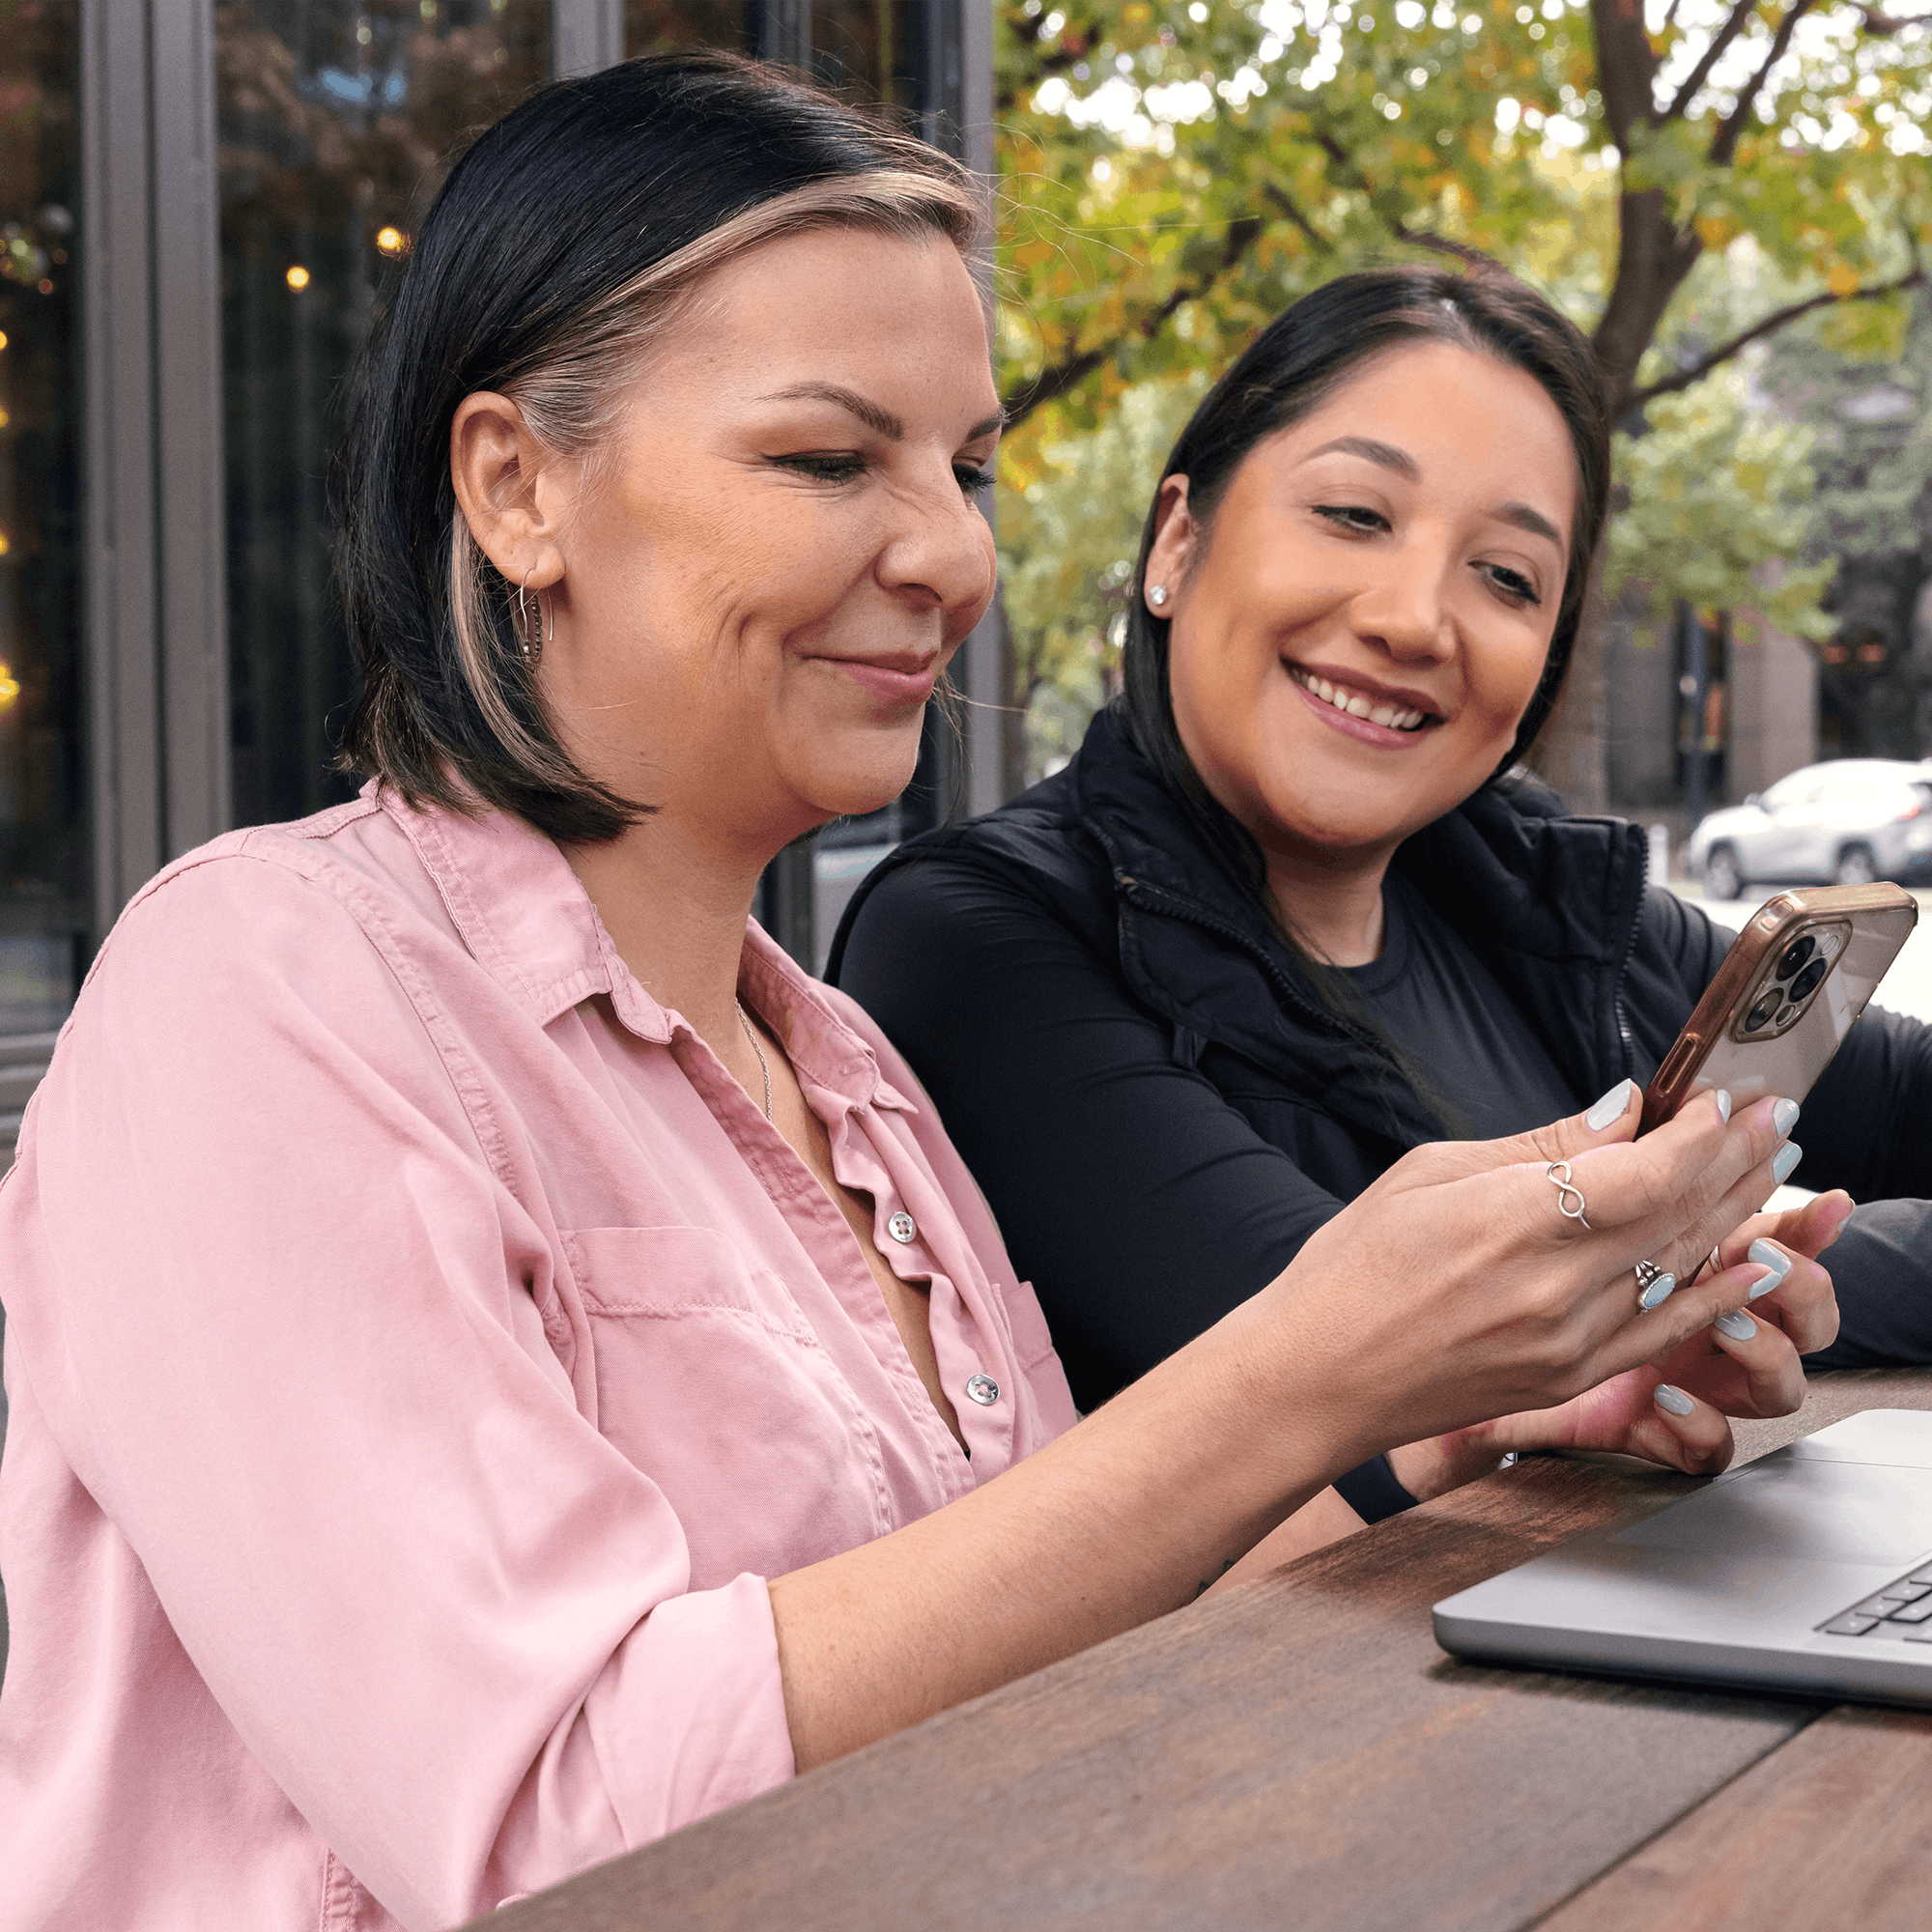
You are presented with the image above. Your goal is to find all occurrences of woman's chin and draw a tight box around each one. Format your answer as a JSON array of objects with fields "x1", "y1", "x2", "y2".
[{"x1": 792, "y1": 745, "x2": 923, "y2": 824}]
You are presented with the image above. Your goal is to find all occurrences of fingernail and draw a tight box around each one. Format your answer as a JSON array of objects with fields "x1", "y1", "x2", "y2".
[
  {"x1": 1655, "y1": 1384, "x2": 1695, "y2": 1416},
  {"x1": 1715, "y1": 1089, "x2": 1732, "y2": 1122},
  {"x1": 1747, "y1": 1239, "x2": 1793, "y2": 1298},
  {"x1": 1773, "y1": 1097, "x2": 1801, "y2": 1137},
  {"x1": 1586, "y1": 1079, "x2": 1635, "y2": 1130},
  {"x1": 1772, "y1": 1142, "x2": 1804, "y2": 1185},
  {"x1": 1639, "y1": 1270, "x2": 1678, "y2": 1310},
  {"x1": 1715, "y1": 1309, "x2": 1756, "y2": 1341}
]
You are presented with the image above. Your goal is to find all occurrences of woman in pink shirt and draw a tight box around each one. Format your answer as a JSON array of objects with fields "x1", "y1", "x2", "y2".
[{"x1": 0, "y1": 52, "x2": 1821, "y2": 1932}]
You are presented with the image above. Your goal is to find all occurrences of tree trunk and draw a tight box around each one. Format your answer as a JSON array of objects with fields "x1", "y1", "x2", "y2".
[
  {"x1": 1528, "y1": 531, "x2": 1612, "y2": 810},
  {"x1": 1592, "y1": 188, "x2": 1705, "y2": 418}
]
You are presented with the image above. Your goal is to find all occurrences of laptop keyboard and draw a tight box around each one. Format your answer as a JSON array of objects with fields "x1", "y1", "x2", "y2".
[{"x1": 1819, "y1": 1563, "x2": 1932, "y2": 1639}]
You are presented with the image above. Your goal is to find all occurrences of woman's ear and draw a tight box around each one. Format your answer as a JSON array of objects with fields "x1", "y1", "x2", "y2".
[
  {"x1": 449, "y1": 392, "x2": 568, "y2": 590},
  {"x1": 1143, "y1": 474, "x2": 1195, "y2": 612}
]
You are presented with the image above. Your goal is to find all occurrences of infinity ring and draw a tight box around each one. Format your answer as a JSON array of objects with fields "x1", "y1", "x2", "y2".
[
  {"x1": 1545, "y1": 1160, "x2": 1591, "y2": 1231},
  {"x1": 1634, "y1": 1259, "x2": 1678, "y2": 1312}
]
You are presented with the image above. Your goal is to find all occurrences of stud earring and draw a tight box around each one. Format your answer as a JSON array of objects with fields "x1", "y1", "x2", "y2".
[{"x1": 1147, "y1": 583, "x2": 1169, "y2": 608}]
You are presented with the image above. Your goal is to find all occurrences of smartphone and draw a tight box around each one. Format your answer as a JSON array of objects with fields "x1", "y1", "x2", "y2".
[{"x1": 1639, "y1": 884, "x2": 1919, "y2": 1134}]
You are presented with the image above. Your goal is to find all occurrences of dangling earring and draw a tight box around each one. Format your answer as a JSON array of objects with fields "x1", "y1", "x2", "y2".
[
  {"x1": 1147, "y1": 583, "x2": 1169, "y2": 608},
  {"x1": 517, "y1": 570, "x2": 547, "y2": 668}
]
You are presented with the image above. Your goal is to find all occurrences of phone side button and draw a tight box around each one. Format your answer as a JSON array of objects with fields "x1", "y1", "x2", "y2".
[{"x1": 1655, "y1": 1037, "x2": 1699, "y2": 1094}]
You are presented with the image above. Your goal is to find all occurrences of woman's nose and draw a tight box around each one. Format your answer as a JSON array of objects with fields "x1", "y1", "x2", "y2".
[
  {"x1": 875, "y1": 471, "x2": 998, "y2": 631},
  {"x1": 1350, "y1": 553, "x2": 1456, "y2": 664}
]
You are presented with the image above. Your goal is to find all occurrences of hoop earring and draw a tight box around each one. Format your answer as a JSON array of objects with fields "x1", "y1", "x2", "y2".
[{"x1": 516, "y1": 571, "x2": 547, "y2": 668}]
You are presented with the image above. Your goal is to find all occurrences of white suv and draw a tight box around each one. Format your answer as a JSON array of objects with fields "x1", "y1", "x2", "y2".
[{"x1": 1688, "y1": 759, "x2": 1932, "y2": 899}]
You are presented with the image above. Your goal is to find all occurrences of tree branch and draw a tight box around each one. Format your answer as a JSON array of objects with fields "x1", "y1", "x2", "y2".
[
  {"x1": 1711, "y1": 0, "x2": 1819, "y2": 163},
  {"x1": 1310, "y1": 125, "x2": 1506, "y2": 270},
  {"x1": 1662, "y1": 0, "x2": 1762, "y2": 123},
  {"x1": 1261, "y1": 182, "x2": 1334, "y2": 254},
  {"x1": 1628, "y1": 256, "x2": 1926, "y2": 406},
  {"x1": 998, "y1": 215, "x2": 1264, "y2": 428}
]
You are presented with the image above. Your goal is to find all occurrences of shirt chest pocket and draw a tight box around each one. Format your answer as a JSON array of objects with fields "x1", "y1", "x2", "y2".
[{"x1": 560, "y1": 1226, "x2": 892, "y2": 1589}]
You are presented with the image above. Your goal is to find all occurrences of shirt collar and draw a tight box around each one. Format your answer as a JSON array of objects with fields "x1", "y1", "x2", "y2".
[{"x1": 378, "y1": 785, "x2": 910, "y2": 1115}]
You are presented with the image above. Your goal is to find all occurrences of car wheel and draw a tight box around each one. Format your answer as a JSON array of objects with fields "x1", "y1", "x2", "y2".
[
  {"x1": 1704, "y1": 844, "x2": 1745, "y2": 900},
  {"x1": 1833, "y1": 843, "x2": 1878, "y2": 887}
]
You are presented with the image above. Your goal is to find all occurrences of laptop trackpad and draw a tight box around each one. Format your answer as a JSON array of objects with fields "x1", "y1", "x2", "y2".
[{"x1": 1613, "y1": 1462, "x2": 1932, "y2": 1564}]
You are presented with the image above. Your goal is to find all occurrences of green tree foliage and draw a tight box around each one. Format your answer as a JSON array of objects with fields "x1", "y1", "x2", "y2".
[
  {"x1": 992, "y1": 0, "x2": 1931, "y2": 793},
  {"x1": 1606, "y1": 365, "x2": 1833, "y2": 641}
]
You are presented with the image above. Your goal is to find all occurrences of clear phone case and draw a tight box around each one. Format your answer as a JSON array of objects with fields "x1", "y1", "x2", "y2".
[{"x1": 1639, "y1": 885, "x2": 1919, "y2": 1134}]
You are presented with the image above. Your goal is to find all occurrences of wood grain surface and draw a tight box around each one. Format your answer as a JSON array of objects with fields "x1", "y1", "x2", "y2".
[{"x1": 472, "y1": 1370, "x2": 1932, "y2": 1932}]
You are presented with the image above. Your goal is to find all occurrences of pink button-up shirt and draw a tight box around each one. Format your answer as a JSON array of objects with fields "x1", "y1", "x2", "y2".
[{"x1": 0, "y1": 788, "x2": 1075, "y2": 1932}]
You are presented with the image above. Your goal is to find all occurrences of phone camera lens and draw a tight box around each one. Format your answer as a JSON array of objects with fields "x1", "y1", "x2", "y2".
[
  {"x1": 1744, "y1": 989, "x2": 1783, "y2": 1033},
  {"x1": 1787, "y1": 958, "x2": 1829, "y2": 1003},
  {"x1": 1777, "y1": 935, "x2": 1816, "y2": 980}
]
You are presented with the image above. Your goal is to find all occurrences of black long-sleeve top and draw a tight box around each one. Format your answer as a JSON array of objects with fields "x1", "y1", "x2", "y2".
[{"x1": 829, "y1": 705, "x2": 1932, "y2": 1422}]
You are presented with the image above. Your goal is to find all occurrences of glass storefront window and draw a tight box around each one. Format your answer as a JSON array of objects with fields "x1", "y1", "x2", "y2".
[
  {"x1": 218, "y1": 0, "x2": 550, "y2": 829},
  {"x1": 0, "y1": 0, "x2": 86, "y2": 1033}
]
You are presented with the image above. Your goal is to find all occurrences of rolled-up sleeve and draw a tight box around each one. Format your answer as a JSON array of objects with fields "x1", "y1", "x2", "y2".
[{"x1": 5, "y1": 853, "x2": 793, "y2": 1928}]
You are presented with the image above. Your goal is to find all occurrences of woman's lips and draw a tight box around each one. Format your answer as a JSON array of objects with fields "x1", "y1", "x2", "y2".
[
  {"x1": 1287, "y1": 666, "x2": 1436, "y2": 751},
  {"x1": 819, "y1": 656, "x2": 939, "y2": 708}
]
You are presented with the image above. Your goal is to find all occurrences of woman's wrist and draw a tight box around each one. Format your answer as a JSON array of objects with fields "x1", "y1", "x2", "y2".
[{"x1": 1386, "y1": 1421, "x2": 1511, "y2": 1503}]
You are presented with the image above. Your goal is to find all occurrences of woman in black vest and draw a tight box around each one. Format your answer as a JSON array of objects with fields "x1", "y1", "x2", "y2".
[{"x1": 832, "y1": 267, "x2": 1912, "y2": 1543}]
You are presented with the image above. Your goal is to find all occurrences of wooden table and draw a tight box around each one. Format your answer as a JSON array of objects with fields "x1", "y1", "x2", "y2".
[{"x1": 479, "y1": 1369, "x2": 1932, "y2": 1932}]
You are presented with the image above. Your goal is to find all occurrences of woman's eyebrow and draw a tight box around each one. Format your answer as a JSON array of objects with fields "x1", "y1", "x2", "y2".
[
  {"x1": 758, "y1": 383, "x2": 905, "y2": 440},
  {"x1": 1303, "y1": 435, "x2": 1420, "y2": 479},
  {"x1": 1495, "y1": 501, "x2": 1564, "y2": 548}
]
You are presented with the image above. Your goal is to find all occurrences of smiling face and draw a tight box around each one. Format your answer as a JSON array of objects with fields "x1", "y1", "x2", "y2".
[
  {"x1": 459, "y1": 223, "x2": 1001, "y2": 860},
  {"x1": 1146, "y1": 339, "x2": 1577, "y2": 882}
]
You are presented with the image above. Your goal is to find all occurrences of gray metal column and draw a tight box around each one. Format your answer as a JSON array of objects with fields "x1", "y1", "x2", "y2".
[
  {"x1": 152, "y1": 0, "x2": 231, "y2": 863},
  {"x1": 553, "y1": 0, "x2": 624, "y2": 78},
  {"x1": 958, "y1": 0, "x2": 1009, "y2": 816},
  {"x1": 758, "y1": 0, "x2": 811, "y2": 68},
  {"x1": 81, "y1": 0, "x2": 231, "y2": 937},
  {"x1": 80, "y1": 0, "x2": 163, "y2": 931}
]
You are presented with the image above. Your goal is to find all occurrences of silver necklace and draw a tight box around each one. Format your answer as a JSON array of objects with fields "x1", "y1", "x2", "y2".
[{"x1": 734, "y1": 1000, "x2": 773, "y2": 1122}]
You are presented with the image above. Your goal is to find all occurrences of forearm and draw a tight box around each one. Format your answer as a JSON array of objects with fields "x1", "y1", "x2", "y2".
[{"x1": 770, "y1": 1293, "x2": 1367, "y2": 1769}]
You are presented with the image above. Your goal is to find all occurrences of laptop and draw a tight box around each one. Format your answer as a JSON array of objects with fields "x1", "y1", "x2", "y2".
[{"x1": 1433, "y1": 1408, "x2": 1932, "y2": 1707}]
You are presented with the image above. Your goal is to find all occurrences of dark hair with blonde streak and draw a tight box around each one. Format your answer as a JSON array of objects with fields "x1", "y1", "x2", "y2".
[{"x1": 336, "y1": 50, "x2": 984, "y2": 843}]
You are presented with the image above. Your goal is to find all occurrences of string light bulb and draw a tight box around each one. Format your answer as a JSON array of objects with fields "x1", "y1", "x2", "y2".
[{"x1": 285, "y1": 265, "x2": 311, "y2": 291}]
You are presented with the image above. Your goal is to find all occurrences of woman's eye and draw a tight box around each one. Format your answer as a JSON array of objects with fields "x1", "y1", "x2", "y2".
[
  {"x1": 1314, "y1": 503, "x2": 1389, "y2": 535},
  {"x1": 954, "y1": 463, "x2": 995, "y2": 498},
  {"x1": 1481, "y1": 562, "x2": 1541, "y2": 607},
  {"x1": 772, "y1": 451, "x2": 867, "y2": 483}
]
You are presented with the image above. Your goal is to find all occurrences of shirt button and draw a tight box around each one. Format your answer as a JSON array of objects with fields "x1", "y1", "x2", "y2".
[
  {"x1": 886, "y1": 1210, "x2": 918, "y2": 1245},
  {"x1": 964, "y1": 1373, "x2": 1000, "y2": 1406}
]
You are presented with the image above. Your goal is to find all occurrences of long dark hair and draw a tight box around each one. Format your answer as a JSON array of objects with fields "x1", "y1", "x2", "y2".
[
  {"x1": 1122, "y1": 265, "x2": 1611, "y2": 894},
  {"x1": 334, "y1": 51, "x2": 981, "y2": 843},
  {"x1": 1118, "y1": 266, "x2": 1611, "y2": 1123}
]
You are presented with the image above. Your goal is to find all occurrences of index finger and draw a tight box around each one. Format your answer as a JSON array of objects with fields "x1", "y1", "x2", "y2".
[{"x1": 1557, "y1": 1089, "x2": 1786, "y2": 1245}]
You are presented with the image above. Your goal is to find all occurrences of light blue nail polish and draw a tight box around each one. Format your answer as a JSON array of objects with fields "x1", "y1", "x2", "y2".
[
  {"x1": 1772, "y1": 1142, "x2": 1804, "y2": 1185},
  {"x1": 1639, "y1": 1270, "x2": 1678, "y2": 1310},
  {"x1": 1773, "y1": 1097, "x2": 1801, "y2": 1137},
  {"x1": 1586, "y1": 1079, "x2": 1634, "y2": 1131},
  {"x1": 1715, "y1": 1309, "x2": 1756, "y2": 1342},
  {"x1": 1747, "y1": 1238, "x2": 1793, "y2": 1299},
  {"x1": 1715, "y1": 1090, "x2": 1732, "y2": 1122},
  {"x1": 1655, "y1": 1384, "x2": 1695, "y2": 1416}
]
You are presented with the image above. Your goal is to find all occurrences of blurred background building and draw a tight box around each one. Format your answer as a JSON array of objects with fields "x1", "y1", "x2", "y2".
[{"x1": 0, "y1": 0, "x2": 998, "y2": 1136}]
